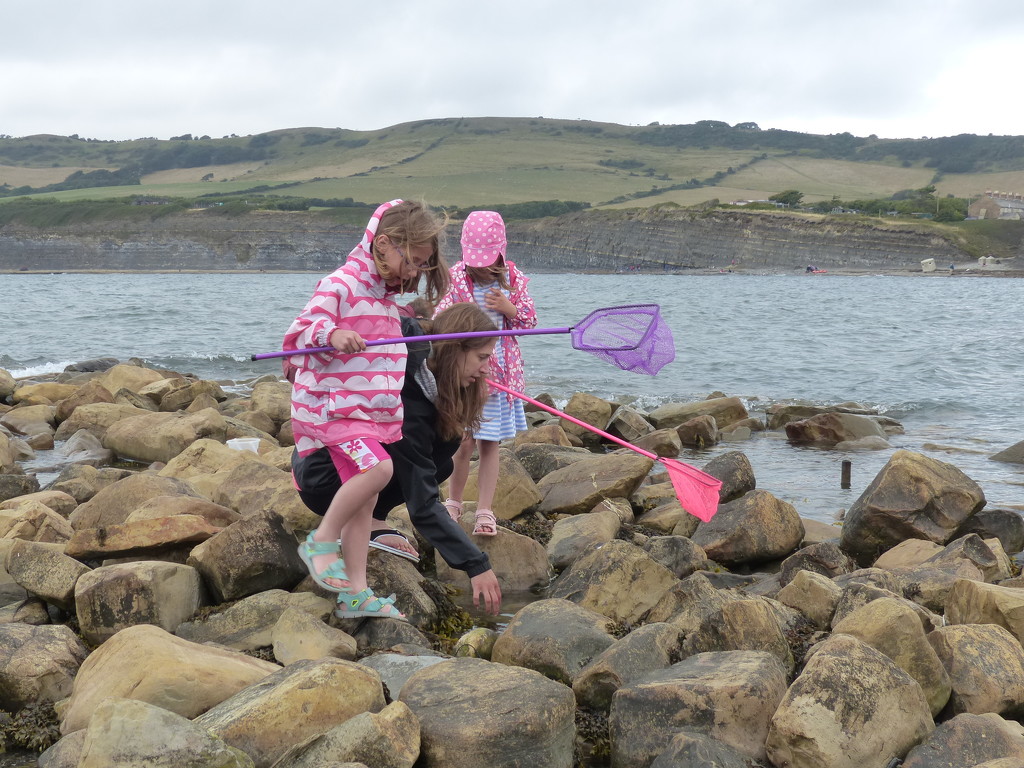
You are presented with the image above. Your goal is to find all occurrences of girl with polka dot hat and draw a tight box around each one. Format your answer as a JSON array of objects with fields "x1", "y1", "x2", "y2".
[{"x1": 433, "y1": 210, "x2": 537, "y2": 536}]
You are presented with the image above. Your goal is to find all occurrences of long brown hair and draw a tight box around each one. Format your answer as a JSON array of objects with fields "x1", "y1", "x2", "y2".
[
  {"x1": 465, "y1": 255, "x2": 511, "y2": 291},
  {"x1": 426, "y1": 303, "x2": 497, "y2": 441},
  {"x1": 372, "y1": 200, "x2": 451, "y2": 302}
]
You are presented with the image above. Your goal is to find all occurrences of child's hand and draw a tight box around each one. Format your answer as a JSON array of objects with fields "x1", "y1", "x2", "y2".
[
  {"x1": 484, "y1": 287, "x2": 516, "y2": 319},
  {"x1": 328, "y1": 329, "x2": 366, "y2": 353}
]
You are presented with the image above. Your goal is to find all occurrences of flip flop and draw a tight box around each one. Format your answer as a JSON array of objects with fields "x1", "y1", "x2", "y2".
[
  {"x1": 368, "y1": 528, "x2": 420, "y2": 563},
  {"x1": 297, "y1": 532, "x2": 349, "y2": 593},
  {"x1": 334, "y1": 587, "x2": 408, "y2": 622}
]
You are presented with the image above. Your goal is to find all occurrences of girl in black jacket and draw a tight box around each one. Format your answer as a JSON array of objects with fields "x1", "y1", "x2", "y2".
[{"x1": 292, "y1": 303, "x2": 503, "y2": 615}]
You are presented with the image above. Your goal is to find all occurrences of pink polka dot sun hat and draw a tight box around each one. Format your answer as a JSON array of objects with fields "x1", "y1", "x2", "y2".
[{"x1": 460, "y1": 210, "x2": 506, "y2": 267}]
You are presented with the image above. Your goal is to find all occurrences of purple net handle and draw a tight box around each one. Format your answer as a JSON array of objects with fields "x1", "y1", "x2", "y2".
[{"x1": 251, "y1": 326, "x2": 571, "y2": 361}]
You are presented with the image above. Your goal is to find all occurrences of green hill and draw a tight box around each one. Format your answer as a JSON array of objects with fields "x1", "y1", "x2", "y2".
[{"x1": 3, "y1": 117, "x2": 1024, "y2": 211}]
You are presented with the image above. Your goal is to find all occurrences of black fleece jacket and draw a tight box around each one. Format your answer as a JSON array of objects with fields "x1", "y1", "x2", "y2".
[{"x1": 290, "y1": 317, "x2": 492, "y2": 578}]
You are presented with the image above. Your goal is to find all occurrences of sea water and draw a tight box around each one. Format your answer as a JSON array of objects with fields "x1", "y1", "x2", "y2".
[{"x1": 1, "y1": 271, "x2": 1022, "y2": 521}]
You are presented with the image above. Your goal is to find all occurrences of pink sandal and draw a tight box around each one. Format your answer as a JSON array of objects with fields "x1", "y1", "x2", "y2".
[
  {"x1": 473, "y1": 509, "x2": 498, "y2": 537},
  {"x1": 443, "y1": 499, "x2": 463, "y2": 522}
]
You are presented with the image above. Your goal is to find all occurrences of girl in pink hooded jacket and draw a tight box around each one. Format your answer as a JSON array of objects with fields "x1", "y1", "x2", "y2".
[{"x1": 283, "y1": 199, "x2": 448, "y2": 620}]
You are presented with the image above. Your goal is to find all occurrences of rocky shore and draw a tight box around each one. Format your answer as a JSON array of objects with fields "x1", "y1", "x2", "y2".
[{"x1": 2, "y1": 359, "x2": 1024, "y2": 767}]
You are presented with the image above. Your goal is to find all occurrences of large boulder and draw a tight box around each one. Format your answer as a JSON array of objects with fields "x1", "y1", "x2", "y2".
[
  {"x1": 60, "y1": 624, "x2": 280, "y2": 734},
  {"x1": 610, "y1": 650, "x2": 788, "y2": 765},
  {"x1": 68, "y1": 472, "x2": 202, "y2": 529},
  {"x1": 765, "y1": 633, "x2": 933, "y2": 768},
  {"x1": 648, "y1": 396, "x2": 748, "y2": 431},
  {"x1": 928, "y1": 623, "x2": 1024, "y2": 717},
  {"x1": 549, "y1": 539, "x2": 678, "y2": 624},
  {"x1": 537, "y1": 453, "x2": 653, "y2": 515},
  {"x1": 103, "y1": 408, "x2": 227, "y2": 463},
  {"x1": 691, "y1": 489, "x2": 804, "y2": 566},
  {"x1": 400, "y1": 657, "x2": 576, "y2": 768},
  {"x1": 839, "y1": 450, "x2": 986, "y2": 566},
  {"x1": 0, "y1": 623, "x2": 88, "y2": 709},
  {"x1": 784, "y1": 411, "x2": 887, "y2": 446}
]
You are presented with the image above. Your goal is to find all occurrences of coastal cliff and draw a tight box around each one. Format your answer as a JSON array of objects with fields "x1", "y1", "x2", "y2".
[{"x1": 0, "y1": 207, "x2": 972, "y2": 273}]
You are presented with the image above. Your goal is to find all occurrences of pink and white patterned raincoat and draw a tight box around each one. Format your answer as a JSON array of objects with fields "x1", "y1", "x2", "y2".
[{"x1": 283, "y1": 200, "x2": 407, "y2": 456}]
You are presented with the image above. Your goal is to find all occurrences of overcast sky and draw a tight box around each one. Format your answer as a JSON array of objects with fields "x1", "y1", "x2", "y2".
[{"x1": 3, "y1": 0, "x2": 1020, "y2": 142}]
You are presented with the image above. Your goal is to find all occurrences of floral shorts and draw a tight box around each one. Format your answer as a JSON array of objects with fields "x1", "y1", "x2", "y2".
[{"x1": 325, "y1": 438, "x2": 390, "y2": 482}]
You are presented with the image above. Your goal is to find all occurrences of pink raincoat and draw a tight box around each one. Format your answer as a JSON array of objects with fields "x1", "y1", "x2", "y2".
[{"x1": 283, "y1": 200, "x2": 406, "y2": 456}]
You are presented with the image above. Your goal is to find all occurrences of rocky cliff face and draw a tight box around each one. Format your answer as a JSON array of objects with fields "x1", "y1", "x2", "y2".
[{"x1": 0, "y1": 207, "x2": 967, "y2": 273}]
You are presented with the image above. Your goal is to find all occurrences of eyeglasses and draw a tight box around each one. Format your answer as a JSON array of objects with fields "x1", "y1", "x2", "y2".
[{"x1": 393, "y1": 242, "x2": 436, "y2": 271}]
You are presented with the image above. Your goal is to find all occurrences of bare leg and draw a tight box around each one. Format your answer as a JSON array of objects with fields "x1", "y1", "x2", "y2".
[
  {"x1": 446, "y1": 432, "x2": 475, "y2": 504},
  {"x1": 312, "y1": 460, "x2": 392, "y2": 589},
  {"x1": 474, "y1": 439, "x2": 500, "y2": 511}
]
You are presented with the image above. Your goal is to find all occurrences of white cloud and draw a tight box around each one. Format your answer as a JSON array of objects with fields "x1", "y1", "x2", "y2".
[{"x1": 2, "y1": 0, "x2": 1020, "y2": 140}]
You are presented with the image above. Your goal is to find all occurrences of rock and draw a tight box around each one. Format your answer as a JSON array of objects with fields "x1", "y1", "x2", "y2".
[
  {"x1": 113, "y1": 387, "x2": 159, "y2": 412},
  {"x1": 892, "y1": 560, "x2": 983, "y2": 613},
  {"x1": 52, "y1": 402, "x2": 151, "y2": 442},
  {"x1": 249, "y1": 380, "x2": 291, "y2": 429},
  {"x1": 11, "y1": 383, "x2": 77, "y2": 406},
  {"x1": 512, "y1": 423, "x2": 572, "y2": 447},
  {"x1": 955, "y1": 507, "x2": 1024, "y2": 556},
  {"x1": 946, "y1": 579, "x2": 1024, "y2": 646},
  {"x1": 359, "y1": 653, "x2": 448, "y2": 698},
  {"x1": 832, "y1": 597, "x2": 951, "y2": 717},
  {"x1": 400, "y1": 657, "x2": 576, "y2": 768},
  {"x1": 54, "y1": 428, "x2": 115, "y2": 468},
  {"x1": 676, "y1": 414, "x2": 717, "y2": 448},
  {"x1": 682, "y1": 597, "x2": 794, "y2": 673},
  {"x1": 607, "y1": 404, "x2": 655, "y2": 443},
  {"x1": 0, "y1": 623, "x2": 88, "y2": 709},
  {"x1": 641, "y1": 535, "x2": 709, "y2": 579},
  {"x1": 452, "y1": 627, "x2": 498, "y2": 660},
  {"x1": 546, "y1": 506, "x2": 621, "y2": 571},
  {"x1": 460, "y1": 448, "x2": 541, "y2": 520},
  {"x1": 0, "y1": 473, "x2": 39, "y2": 502},
  {"x1": 839, "y1": 449, "x2": 986, "y2": 566},
  {"x1": 691, "y1": 489, "x2": 804, "y2": 566},
  {"x1": 649, "y1": 730, "x2": 752, "y2": 768},
  {"x1": 209, "y1": 459, "x2": 320, "y2": 532},
  {"x1": 610, "y1": 650, "x2": 788, "y2": 766},
  {"x1": 271, "y1": 700, "x2": 420, "y2": 768},
  {"x1": 573, "y1": 622, "x2": 686, "y2": 711},
  {"x1": 54, "y1": 379, "x2": 115, "y2": 422},
  {"x1": 186, "y1": 509, "x2": 307, "y2": 602},
  {"x1": 65, "y1": 514, "x2": 224, "y2": 560},
  {"x1": 635, "y1": 499, "x2": 685, "y2": 533},
  {"x1": 194, "y1": 657, "x2": 385, "y2": 768},
  {"x1": 901, "y1": 713, "x2": 1024, "y2": 768},
  {"x1": 271, "y1": 606, "x2": 357, "y2": 665},
  {"x1": 644, "y1": 572, "x2": 743, "y2": 631},
  {"x1": 69, "y1": 472, "x2": 202, "y2": 529},
  {"x1": 922, "y1": 533, "x2": 1008, "y2": 582},
  {"x1": 765, "y1": 634, "x2": 933, "y2": 768},
  {"x1": 928, "y1": 623, "x2": 1024, "y2": 717},
  {"x1": 800, "y1": 516, "x2": 840, "y2": 545},
  {"x1": 94, "y1": 364, "x2": 166, "y2": 396},
  {"x1": 0, "y1": 368, "x2": 16, "y2": 400},
  {"x1": 176, "y1": 589, "x2": 332, "y2": 651},
  {"x1": 77, "y1": 697, "x2": 253, "y2": 768},
  {"x1": 46, "y1": 464, "x2": 133, "y2": 504},
  {"x1": 125, "y1": 494, "x2": 241, "y2": 526},
  {"x1": 436, "y1": 523, "x2": 551, "y2": 593},
  {"x1": 37, "y1": 729, "x2": 86, "y2": 768},
  {"x1": 103, "y1": 407, "x2": 227, "y2": 463},
  {"x1": 873, "y1": 538, "x2": 944, "y2": 569},
  {"x1": 491, "y1": 598, "x2": 616, "y2": 685},
  {"x1": 342, "y1": 615, "x2": 433, "y2": 653},
  {"x1": 991, "y1": 439, "x2": 1024, "y2": 464},
  {"x1": 560, "y1": 391, "x2": 613, "y2": 445},
  {"x1": 648, "y1": 397, "x2": 748, "y2": 431},
  {"x1": 634, "y1": 427, "x2": 682, "y2": 457},
  {"x1": 785, "y1": 411, "x2": 887, "y2": 446},
  {"x1": 159, "y1": 379, "x2": 227, "y2": 412},
  {"x1": 537, "y1": 453, "x2": 653, "y2": 515},
  {"x1": 831, "y1": 580, "x2": 941, "y2": 632},
  {"x1": 60, "y1": 624, "x2": 280, "y2": 734},
  {"x1": 5, "y1": 539, "x2": 91, "y2": 610},
  {"x1": 0, "y1": 500, "x2": 74, "y2": 543},
  {"x1": 511, "y1": 443, "x2": 592, "y2": 482},
  {"x1": 778, "y1": 541, "x2": 856, "y2": 587},
  {"x1": 775, "y1": 569, "x2": 841, "y2": 629},
  {"x1": 0, "y1": 489, "x2": 77, "y2": 517},
  {"x1": 700, "y1": 450, "x2": 757, "y2": 505},
  {"x1": 74, "y1": 561, "x2": 204, "y2": 645},
  {"x1": 549, "y1": 539, "x2": 678, "y2": 624}
]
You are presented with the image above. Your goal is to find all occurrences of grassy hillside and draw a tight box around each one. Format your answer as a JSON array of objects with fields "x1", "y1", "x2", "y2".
[{"x1": 3, "y1": 117, "x2": 1024, "y2": 210}]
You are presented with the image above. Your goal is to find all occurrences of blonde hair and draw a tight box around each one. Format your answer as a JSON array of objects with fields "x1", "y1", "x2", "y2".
[
  {"x1": 371, "y1": 200, "x2": 450, "y2": 302},
  {"x1": 425, "y1": 303, "x2": 496, "y2": 441}
]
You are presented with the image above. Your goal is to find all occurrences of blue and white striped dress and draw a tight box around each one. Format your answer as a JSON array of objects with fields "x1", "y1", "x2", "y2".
[{"x1": 472, "y1": 282, "x2": 527, "y2": 441}]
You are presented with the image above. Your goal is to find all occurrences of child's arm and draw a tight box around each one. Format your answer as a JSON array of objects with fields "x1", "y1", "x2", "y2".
[{"x1": 282, "y1": 274, "x2": 356, "y2": 359}]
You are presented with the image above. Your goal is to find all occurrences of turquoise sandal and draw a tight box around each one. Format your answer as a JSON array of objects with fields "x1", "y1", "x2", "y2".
[
  {"x1": 298, "y1": 531, "x2": 349, "y2": 593},
  {"x1": 334, "y1": 587, "x2": 408, "y2": 622}
]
